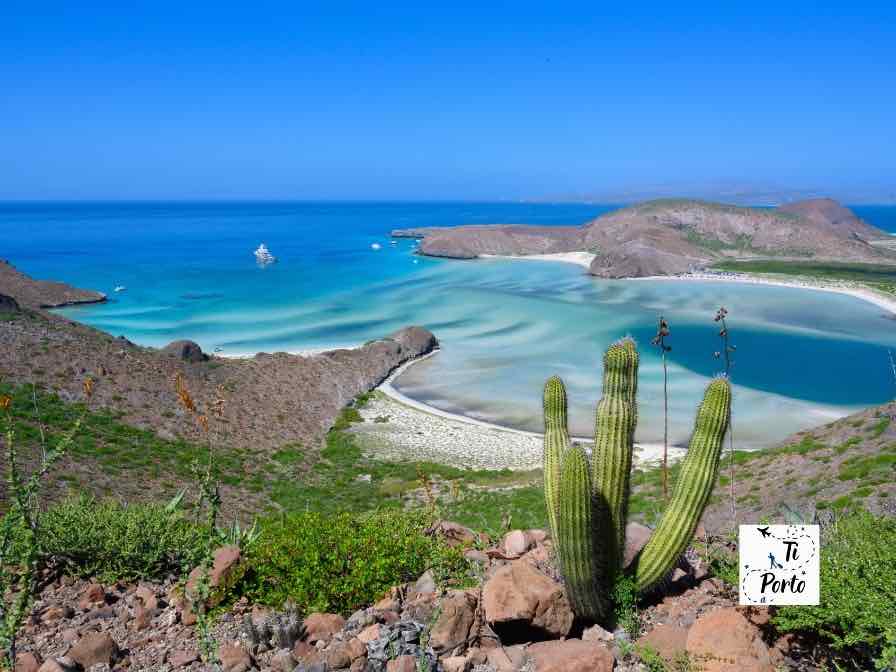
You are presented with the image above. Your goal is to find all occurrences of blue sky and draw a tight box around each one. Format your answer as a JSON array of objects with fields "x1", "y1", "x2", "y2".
[{"x1": 1, "y1": 2, "x2": 894, "y2": 200}]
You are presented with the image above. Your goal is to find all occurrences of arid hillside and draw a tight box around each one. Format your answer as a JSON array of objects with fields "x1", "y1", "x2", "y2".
[{"x1": 393, "y1": 198, "x2": 895, "y2": 278}]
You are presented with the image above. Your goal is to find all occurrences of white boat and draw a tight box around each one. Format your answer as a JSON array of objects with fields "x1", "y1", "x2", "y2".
[
  {"x1": 371, "y1": 243, "x2": 382, "y2": 250},
  {"x1": 114, "y1": 285, "x2": 126, "y2": 293},
  {"x1": 254, "y1": 243, "x2": 276, "y2": 264}
]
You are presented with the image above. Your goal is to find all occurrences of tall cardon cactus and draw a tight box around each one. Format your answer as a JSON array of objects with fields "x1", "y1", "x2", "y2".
[{"x1": 542, "y1": 337, "x2": 731, "y2": 622}]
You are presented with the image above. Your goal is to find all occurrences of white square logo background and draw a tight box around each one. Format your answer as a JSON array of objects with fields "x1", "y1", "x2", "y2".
[{"x1": 739, "y1": 525, "x2": 820, "y2": 606}]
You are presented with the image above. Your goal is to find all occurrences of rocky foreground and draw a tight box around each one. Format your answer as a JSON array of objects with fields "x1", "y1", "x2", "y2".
[
  {"x1": 15, "y1": 522, "x2": 801, "y2": 672},
  {"x1": 392, "y1": 198, "x2": 894, "y2": 278}
]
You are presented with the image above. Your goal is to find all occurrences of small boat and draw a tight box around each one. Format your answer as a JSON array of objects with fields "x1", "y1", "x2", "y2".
[
  {"x1": 254, "y1": 243, "x2": 276, "y2": 264},
  {"x1": 114, "y1": 285, "x2": 126, "y2": 293},
  {"x1": 371, "y1": 243, "x2": 382, "y2": 250}
]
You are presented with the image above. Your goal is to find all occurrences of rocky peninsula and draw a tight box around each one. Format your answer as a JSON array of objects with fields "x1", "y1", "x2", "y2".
[{"x1": 393, "y1": 198, "x2": 895, "y2": 278}]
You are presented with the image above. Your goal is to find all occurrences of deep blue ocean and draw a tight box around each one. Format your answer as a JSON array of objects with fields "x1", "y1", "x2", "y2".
[{"x1": 3, "y1": 201, "x2": 896, "y2": 448}]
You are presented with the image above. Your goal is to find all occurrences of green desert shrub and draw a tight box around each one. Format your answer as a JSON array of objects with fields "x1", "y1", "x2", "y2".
[
  {"x1": 35, "y1": 496, "x2": 206, "y2": 582},
  {"x1": 773, "y1": 511, "x2": 896, "y2": 669},
  {"x1": 238, "y1": 509, "x2": 469, "y2": 614}
]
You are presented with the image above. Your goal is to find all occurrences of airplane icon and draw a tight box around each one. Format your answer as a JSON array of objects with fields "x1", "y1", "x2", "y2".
[{"x1": 758, "y1": 526, "x2": 772, "y2": 538}]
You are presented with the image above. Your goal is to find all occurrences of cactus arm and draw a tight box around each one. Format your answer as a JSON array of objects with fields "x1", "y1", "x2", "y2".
[
  {"x1": 543, "y1": 376, "x2": 570, "y2": 542},
  {"x1": 592, "y1": 338, "x2": 639, "y2": 572},
  {"x1": 557, "y1": 445, "x2": 610, "y2": 620},
  {"x1": 632, "y1": 376, "x2": 731, "y2": 593}
]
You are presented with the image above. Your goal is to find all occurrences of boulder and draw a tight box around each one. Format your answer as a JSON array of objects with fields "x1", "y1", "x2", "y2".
[
  {"x1": 636, "y1": 623, "x2": 689, "y2": 664},
  {"x1": 68, "y1": 631, "x2": 120, "y2": 669},
  {"x1": 429, "y1": 591, "x2": 478, "y2": 655},
  {"x1": 686, "y1": 608, "x2": 774, "y2": 672},
  {"x1": 440, "y1": 656, "x2": 469, "y2": 672},
  {"x1": 427, "y1": 520, "x2": 487, "y2": 548},
  {"x1": 526, "y1": 639, "x2": 615, "y2": 672},
  {"x1": 386, "y1": 655, "x2": 417, "y2": 672},
  {"x1": 219, "y1": 641, "x2": 255, "y2": 672},
  {"x1": 168, "y1": 649, "x2": 200, "y2": 667},
  {"x1": 270, "y1": 649, "x2": 296, "y2": 672},
  {"x1": 77, "y1": 582, "x2": 106, "y2": 610},
  {"x1": 582, "y1": 623, "x2": 614, "y2": 644},
  {"x1": 501, "y1": 530, "x2": 532, "y2": 557},
  {"x1": 623, "y1": 521, "x2": 652, "y2": 568},
  {"x1": 186, "y1": 545, "x2": 242, "y2": 607},
  {"x1": 162, "y1": 339, "x2": 208, "y2": 363},
  {"x1": 388, "y1": 326, "x2": 439, "y2": 356},
  {"x1": 482, "y1": 560, "x2": 574, "y2": 640},
  {"x1": 0, "y1": 293, "x2": 20, "y2": 313},
  {"x1": 14, "y1": 652, "x2": 41, "y2": 672},
  {"x1": 36, "y1": 660, "x2": 78, "y2": 672},
  {"x1": 304, "y1": 612, "x2": 347, "y2": 644}
]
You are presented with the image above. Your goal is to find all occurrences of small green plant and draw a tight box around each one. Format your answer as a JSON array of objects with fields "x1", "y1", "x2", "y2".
[
  {"x1": 773, "y1": 511, "x2": 896, "y2": 669},
  {"x1": 239, "y1": 509, "x2": 468, "y2": 614},
  {"x1": 0, "y1": 379, "x2": 90, "y2": 667},
  {"x1": 35, "y1": 496, "x2": 205, "y2": 581},
  {"x1": 543, "y1": 338, "x2": 731, "y2": 622}
]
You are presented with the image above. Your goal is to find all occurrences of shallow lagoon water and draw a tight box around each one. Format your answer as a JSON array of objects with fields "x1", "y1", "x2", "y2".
[{"x1": 4, "y1": 201, "x2": 896, "y2": 449}]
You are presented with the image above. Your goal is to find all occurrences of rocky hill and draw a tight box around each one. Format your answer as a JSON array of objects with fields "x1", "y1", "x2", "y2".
[
  {"x1": 0, "y1": 267, "x2": 437, "y2": 453},
  {"x1": 393, "y1": 198, "x2": 895, "y2": 278},
  {"x1": 0, "y1": 260, "x2": 107, "y2": 308}
]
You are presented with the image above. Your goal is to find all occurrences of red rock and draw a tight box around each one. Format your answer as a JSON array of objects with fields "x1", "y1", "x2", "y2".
[
  {"x1": 36, "y1": 661, "x2": 73, "y2": 672},
  {"x1": 219, "y1": 641, "x2": 255, "y2": 672},
  {"x1": 686, "y1": 608, "x2": 774, "y2": 672},
  {"x1": 168, "y1": 649, "x2": 200, "y2": 667},
  {"x1": 526, "y1": 639, "x2": 614, "y2": 672},
  {"x1": 440, "y1": 656, "x2": 469, "y2": 672},
  {"x1": 636, "y1": 623, "x2": 689, "y2": 664},
  {"x1": 350, "y1": 657, "x2": 367, "y2": 672},
  {"x1": 386, "y1": 655, "x2": 417, "y2": 672},
  {"x1": 15, "y1": 652, "x2": 41, "y2": 672},
  {"x1": 428, "y1": 520, "x2": 488, "y2": 548},
  {"x1": 501, "y1": 530, "x2": 531, "y2": 557},
  {"x1": 77, "y1": 582, "x2": 106, "y2": 610},
  {"x1": 373, "y1": 596, "x2": 400, "y2": 612},
  {"x1": 482, "y1": 560, "x2": 574, "y2": 638},
  {"x1": 485, "y1": 646, "x2": 527, "y2": 672},
  {"x1": 623, "y1": 521, "x2": 652, "y2": 568},
  {"x1": 527, "y1": 529, "x2": 548, "y2": 544},
  {"x1": 357, "y1": 623, "x2": 381, "y2": 643},
  {"x1": 327, "y1": 638, "x2": 366, "y2": 668},
  {"x1": 131, "y1": 603, "x2": 154, "y2": 630},
  {"x1": 304, "y1": 612, "x2": 346, "y2": 644},
  {"x1": 68, "y1": 631, "x2": 120, "y2": 669},
  {"x1": 582, "y1": 623, "x2": 614, "y2": 643},
  {"x1": 135, "y1": 585, "x2": 159, "y2": 611},
  {"x1": 186, "y1": 545, "x2": 242, "y2": 608},
  {"x1": 430, "y1": 591, "x2": 477, "y2": 655},
  {"x1": 292, "y1": 640, "x2": 321, "y2": 665}
]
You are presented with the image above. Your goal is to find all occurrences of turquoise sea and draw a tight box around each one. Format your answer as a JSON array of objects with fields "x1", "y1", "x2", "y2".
[{"x1": 4, "y1": 201, "x2": 896, "y2": 449}]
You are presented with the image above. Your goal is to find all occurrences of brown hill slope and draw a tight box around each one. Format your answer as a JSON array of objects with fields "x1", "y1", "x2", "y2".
[
  {"x1": 393, "y1": 198, "x2": 894, "y2": 278},
  {"x1": 0, "y1": 268, "x2": 437, "y2": 453}
]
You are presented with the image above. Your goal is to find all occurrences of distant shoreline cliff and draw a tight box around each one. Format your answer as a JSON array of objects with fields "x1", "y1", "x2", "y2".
[{"x1": 392, "y1": 198, "x2": 896, "y2": 278}]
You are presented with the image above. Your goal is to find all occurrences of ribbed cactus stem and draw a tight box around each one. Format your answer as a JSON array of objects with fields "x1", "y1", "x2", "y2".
[
  {"x1": 632, "y1": 376, "x2": 731, "y2": 592},
  {"x1": 543, "y1": 376, "x2": 570, "y2": 542},
  {"x1": 557, "y1": 445, "x2": 609, "y2": 620},
  {"x1": 592, "y1": 338, "x2": 639, "y2": 571}
]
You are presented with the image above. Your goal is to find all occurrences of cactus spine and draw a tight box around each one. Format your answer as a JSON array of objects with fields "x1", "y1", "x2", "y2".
[
  {"x1": 632, "y1": 376, "x2": 731, "y2": 592},
  {"x1": 557, "y1": 445, "x2": 608, "y2": 619},
  {"x1": 592, "y1": 338, "x2": 639, "y2": 573},
  {"x1": 543, "y1": 376, "x2": 570, "y2": 544},
  {"x1": 543, "y1": 339, "x2": 731, "y2": 623}
]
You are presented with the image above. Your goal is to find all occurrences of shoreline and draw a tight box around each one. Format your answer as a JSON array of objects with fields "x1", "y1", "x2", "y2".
[
  {"x1": 211, "y1": 259, "x2": 895, "y2": 469},
  {"x1": 630, "y1": 271, "x2": 896, "y2": 315}
]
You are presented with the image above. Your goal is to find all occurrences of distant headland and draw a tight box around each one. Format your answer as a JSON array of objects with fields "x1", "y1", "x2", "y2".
[{"x1": 393, "y1": 198, "x2": 896, "y2": 278}]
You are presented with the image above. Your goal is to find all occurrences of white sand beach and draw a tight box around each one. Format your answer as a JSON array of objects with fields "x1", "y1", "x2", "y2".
[
  {"x1": 480, "y1": 251, "x2": 597, "y2": 269},
  {"x1": 354, "y1": 353, "x2": 683, "y2": 471}
]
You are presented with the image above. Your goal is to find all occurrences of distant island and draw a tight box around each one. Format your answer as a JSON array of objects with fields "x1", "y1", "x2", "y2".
[{"x1": 393, "y1": 198, "x2": 896, "y2": 278}]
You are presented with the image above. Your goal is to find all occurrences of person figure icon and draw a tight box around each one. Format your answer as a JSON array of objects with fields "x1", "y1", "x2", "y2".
[{"x1": 768, "y1": 552, "x2": 783, "y2": 569}]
